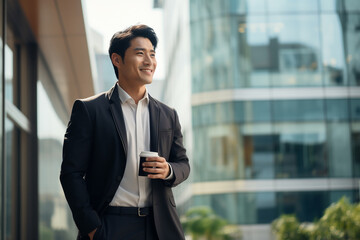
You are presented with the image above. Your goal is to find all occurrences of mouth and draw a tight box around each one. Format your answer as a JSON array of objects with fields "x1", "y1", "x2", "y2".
[{"x1": 140, "y1": 68, "x2": 153, "y2": 73}]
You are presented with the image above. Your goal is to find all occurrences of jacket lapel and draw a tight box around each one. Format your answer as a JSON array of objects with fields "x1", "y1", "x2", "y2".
[
  {"x1": 148, "y1": 95, "x2": 159, "y2": 153},
  {"x1": 108, "y1": 84, "x2": 128, "y2": 157}
]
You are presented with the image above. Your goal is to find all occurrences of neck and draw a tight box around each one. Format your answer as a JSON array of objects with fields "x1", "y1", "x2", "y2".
[{"x1": 117, "y1": 80, "x2": 146, "y2": 104}]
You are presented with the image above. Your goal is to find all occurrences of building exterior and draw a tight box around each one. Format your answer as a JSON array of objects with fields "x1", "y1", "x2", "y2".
[
  {"x1": 0, "y1": 0, "x2": 95, "y2": 239},
  {"x1": 163, "y1": 0, "x2": 360, "y2": 239},
  {"x1": 162, "y1": 0, "x2": 193, "y2": 214}
]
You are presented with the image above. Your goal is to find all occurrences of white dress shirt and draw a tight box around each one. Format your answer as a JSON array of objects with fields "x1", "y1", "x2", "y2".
[{"x1": 109, "y1": 84, "x2": 152, "y2": 207}]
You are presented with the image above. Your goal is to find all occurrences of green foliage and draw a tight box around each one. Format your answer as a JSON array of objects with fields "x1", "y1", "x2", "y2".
[
  {"x1": 181, "y1": 206, "x2": 242, "y2": 240},
  {"x1": 311, "y1": 197, "x2": 360, "y2": 240},
  {"x1": 271, "y1": 214, "x2": 310, "y2": 240},
  {"x1": 272, "y1": 197, "x2": 360, "y2": 240}
]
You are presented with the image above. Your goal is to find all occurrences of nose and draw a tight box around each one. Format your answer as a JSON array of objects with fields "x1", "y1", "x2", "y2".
[{"x1": 143, "y1": 53, "x2": 153, "y2": 66}]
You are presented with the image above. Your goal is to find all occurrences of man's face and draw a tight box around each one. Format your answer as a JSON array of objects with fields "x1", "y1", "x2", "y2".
[{"x1": 117, "y1": 37, "x2": 157, "y2": 87}]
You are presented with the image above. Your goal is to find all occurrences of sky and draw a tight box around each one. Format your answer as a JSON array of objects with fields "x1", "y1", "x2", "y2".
[{"x1": 83, "y1": 0, "x2": 165, "y2": 80}]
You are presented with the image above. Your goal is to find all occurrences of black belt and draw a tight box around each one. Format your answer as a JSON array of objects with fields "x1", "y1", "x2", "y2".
[{"x1": 105, "y1": 206, "x2": 153, "y2": 217}]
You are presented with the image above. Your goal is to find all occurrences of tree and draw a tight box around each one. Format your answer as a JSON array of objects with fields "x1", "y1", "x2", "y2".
[
  {"x1": 271, "y1": 197, "x2": 360, "y2": 240},
  {"x1": 271, "y1": 214, "x2": 310, "y2": 240},
  {"x1": 311, "y1": 197, "x2": 360, "y2": 240},
  {"x1": 181, "y1": 206, "x2": 242, "y2": 240}
]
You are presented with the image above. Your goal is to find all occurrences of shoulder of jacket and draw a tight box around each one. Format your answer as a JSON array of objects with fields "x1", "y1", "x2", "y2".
[{"x1": 150, "y1": 95, "x2": 175, "y2": 113}]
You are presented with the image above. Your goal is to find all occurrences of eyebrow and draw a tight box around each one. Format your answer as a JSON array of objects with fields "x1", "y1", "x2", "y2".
[{"x1": 133, "y1": 47, "x2": 156, "y2": 53}]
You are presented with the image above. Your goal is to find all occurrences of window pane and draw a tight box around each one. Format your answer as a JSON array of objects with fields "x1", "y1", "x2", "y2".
[
  {"x1": 350, "y1": 99, "x2": 360, "y2": 120},
  {"x1": 273, "y1": 100, "x2": 325, "y2": 122},
  {"x1": 320, "y1": 0, "x2": 343, "y2": 12},
  {"x1": 38, "y1": 79, "x2": 77, "y2": 238},
  {"x1": 243, "y1": 134, "x2": 275, "y2": 179},
  {"x1": 5, "y1": 43, "x2": 13, "y2": 103},
  {"x1": 267, "y1": 0, "x2": 318, "y2": 13},
  {"x1": 346, "y1": 14, "x2": 360, "y2": 86},
  {"x1": 327, "y1": 123, "x2": 352, "y2": 177},
  {"x1": 191, "y1": 16, "x2": 235, "y2": 92},
  {"x1": 237, "y1": 15, "x2": 271, "y2": 87},
  {"x1": 326, "y1": 99, "x2": 349, "y2": 121},
  {"x1": 268, "y1": 14, "x2": 322, "y2": 87},
  {"x1": 193, "y1": 124, "x2": 243, "y2": 181},
  {"x1": 191, "y1": 190, "x2": 356, "y2": 224},
  {"x1": 344, "y1": 0, "x2": 360, "y2": 12},
  {"x1": 321, "y1": 14, "x2": 348, "y2": 86},
  {"x1": 352, "y1": 125, "x2": 360, "y2": 177},
  {"x1": 5, "y1": 118, "x2": 18, "y2": 239},
  {"x1": 273, "y1": 123, "x2": 327, "y2": 178}
]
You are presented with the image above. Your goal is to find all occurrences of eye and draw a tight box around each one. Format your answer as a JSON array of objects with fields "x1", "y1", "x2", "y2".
[{"x1": 136, "y1": 51, "x2": 144, "y2": 55}]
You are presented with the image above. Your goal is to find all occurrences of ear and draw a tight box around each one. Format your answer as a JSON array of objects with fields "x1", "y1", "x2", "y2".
[{"x1": 111, "y1": 53, "x2": 122, "y2": 67}]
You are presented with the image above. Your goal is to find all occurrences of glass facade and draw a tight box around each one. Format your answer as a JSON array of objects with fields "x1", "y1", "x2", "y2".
[
  {"x1": 192, "y1": 190, "x2": 355, "y2": 224},
  {"x1": 37, "y1": 64, "x2": 77, "y2": 239},
  {"x1": 190, "y1": 0, "x2": 360, "y2": 91},
  {"x1": 190, "y1": 0, "x2": 360, "y2": 228},
  {"x1": 0, "y1": 0, "x2": 92, "y2": 238}
]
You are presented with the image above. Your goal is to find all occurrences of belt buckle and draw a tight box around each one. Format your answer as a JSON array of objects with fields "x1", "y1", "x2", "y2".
[{"x1": 138, "y1": 207, "x2": 146, "y2": 217}]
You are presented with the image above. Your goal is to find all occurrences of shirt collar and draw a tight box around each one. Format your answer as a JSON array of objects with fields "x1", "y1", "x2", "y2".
[{"x1": 116, "y1": 83, "x2": 149, "y2": 105}]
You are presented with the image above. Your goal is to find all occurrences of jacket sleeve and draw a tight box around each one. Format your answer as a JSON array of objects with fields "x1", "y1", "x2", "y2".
[
  {"x1": 60, "y1": 100, "x2": 100, "y2": 236},
  {"x1": 166, "y1": 110, "x2": 190, "y2": 187}
]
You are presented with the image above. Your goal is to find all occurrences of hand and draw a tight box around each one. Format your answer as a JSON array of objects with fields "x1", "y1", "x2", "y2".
[
  {"x1": 88, "y1": 228, "x2": 97, "y2": 240},
  {"x1": 142, "y1": 156, "x2": 170, "y2": 179}
]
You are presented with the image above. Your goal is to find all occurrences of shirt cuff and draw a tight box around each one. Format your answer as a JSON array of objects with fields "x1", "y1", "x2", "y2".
[{"x1": 165, "y1": 163, "x2": 174, "y2": 180}]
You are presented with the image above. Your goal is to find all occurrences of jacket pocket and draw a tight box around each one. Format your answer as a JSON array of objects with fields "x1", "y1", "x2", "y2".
[{"x1": 158, "y1": 130, "x2": 173, "y2": 159}]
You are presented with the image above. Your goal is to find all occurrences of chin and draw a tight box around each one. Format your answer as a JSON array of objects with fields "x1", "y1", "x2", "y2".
[{"x1": 143, "y1": 79, "x2": 153, "y2": 84}]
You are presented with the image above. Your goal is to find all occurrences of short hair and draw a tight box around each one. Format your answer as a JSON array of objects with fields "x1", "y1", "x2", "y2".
[{"x1": 108, "y1": 24, "x2": 158, "y2": 79}]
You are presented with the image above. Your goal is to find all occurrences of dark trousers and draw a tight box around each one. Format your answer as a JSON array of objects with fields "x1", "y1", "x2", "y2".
[{"x1": 93, "y1": 208, "x2": 159, "y2": 240}]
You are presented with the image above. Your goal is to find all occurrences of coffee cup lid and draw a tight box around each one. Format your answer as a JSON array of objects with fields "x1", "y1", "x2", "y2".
[{"x1": 139, "y1": 151, "x2": 158, "y2": 157}]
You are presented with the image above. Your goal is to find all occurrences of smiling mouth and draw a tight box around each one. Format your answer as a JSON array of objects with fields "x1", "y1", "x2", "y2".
[{"x1": 140, "y1": 69, "x2": 153, "y2": 73}]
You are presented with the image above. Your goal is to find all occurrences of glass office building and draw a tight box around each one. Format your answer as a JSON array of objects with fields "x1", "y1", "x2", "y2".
[{"x1": 188, "y1": 0, "x2": 360, "y2": 238}]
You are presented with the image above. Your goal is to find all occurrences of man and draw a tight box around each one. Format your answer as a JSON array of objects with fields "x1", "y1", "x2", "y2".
[{"x1": 60, "y1": 24, "x2": 190, "y2": 240}]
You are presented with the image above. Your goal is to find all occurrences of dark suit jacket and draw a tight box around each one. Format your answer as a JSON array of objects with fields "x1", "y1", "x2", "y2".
[{"x1": 60, "y1": 84, "x2": 190, "y2": 240}]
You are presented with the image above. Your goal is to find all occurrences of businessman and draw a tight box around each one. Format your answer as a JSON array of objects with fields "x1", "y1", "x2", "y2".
[{"x1": 60, "y1": 24, "x2": 190, "y2": 240}]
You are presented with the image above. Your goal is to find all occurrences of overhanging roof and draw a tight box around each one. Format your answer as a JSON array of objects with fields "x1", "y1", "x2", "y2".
[{"x1": 18, "y1": 0, "x2": 95, "y2": 118}]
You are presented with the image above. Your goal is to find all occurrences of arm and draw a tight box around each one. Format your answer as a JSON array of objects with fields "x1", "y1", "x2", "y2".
[
  {"x1": 166, "y1": 110, "x2": 190, "y2": 187},
  {"x1": 139, "y1": 110, "x2": 190, "y2": 185},
  {"x1": 60, "y1": 100, "x2": 100, "y2": 236}
]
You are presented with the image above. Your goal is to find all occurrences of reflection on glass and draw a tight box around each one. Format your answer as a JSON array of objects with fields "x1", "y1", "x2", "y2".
[
  {"x1": 351, "y1": 99, "x2": 360, "y2": 177},
  {"x1": 191, "y1": 16, "x2": 235, "y2": 93},
  {"x1": 5, "y1": 44, "x2": 13, "y2": 103},
  {"x1": 192, "y1": 190, "x2": 355, "y2": 224},
  {"x1": 274, "y1": 123, "x2": 327, "y2": 178},
  {"x1": 350, "y1": 99, "x2": 360, "y2": 120},
  {"x1": 321, "y1": 14, "x2": 348, "y2": 86},
  {"x1": 326, "y1": 99, "x2": 349, "y2": 121},
  {"x1": 327, "y1": 123, "x2": 352, "y2": 177},
  {"x1": 320, "y1": 0, "x2": 343, "y2": 12},
  {"x1": 269, "y1": 14, "x2": 321, "y2": 86},
  {"x1": 266, "y1": 0, "x2": 318, "y2": 13},
  {"x1": 344, "y1": 0, "x2": 360, "y2": 12},
  {"x1": 193, "y1": 124, "x2": 243, "y2": 182},
  {"x1": 352, "y1": 126, "x2": 360, "y2": 177},
  {"x1": 37, "y1": 81, "x2": 76, "y2": 239},
  {"x1": 273, "y1": 100, "x2": 325, "y2": 121},
  {"x1": 346, "y1": 14, "x2": 360, "y2": 86},
  {"x1": 243, "y1": 134, "x2": 275, "y2": 179},
  {"x1": 5, "y1": 118, "x2": 15, "y2": 239},
  {"x1": 238, "y1": 16, "x2": 271, "y2": 87}
]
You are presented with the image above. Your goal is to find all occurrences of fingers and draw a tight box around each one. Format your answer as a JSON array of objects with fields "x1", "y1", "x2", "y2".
[{"x1": 142, "y1": 157, "x2": 169, "y2": 179}]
